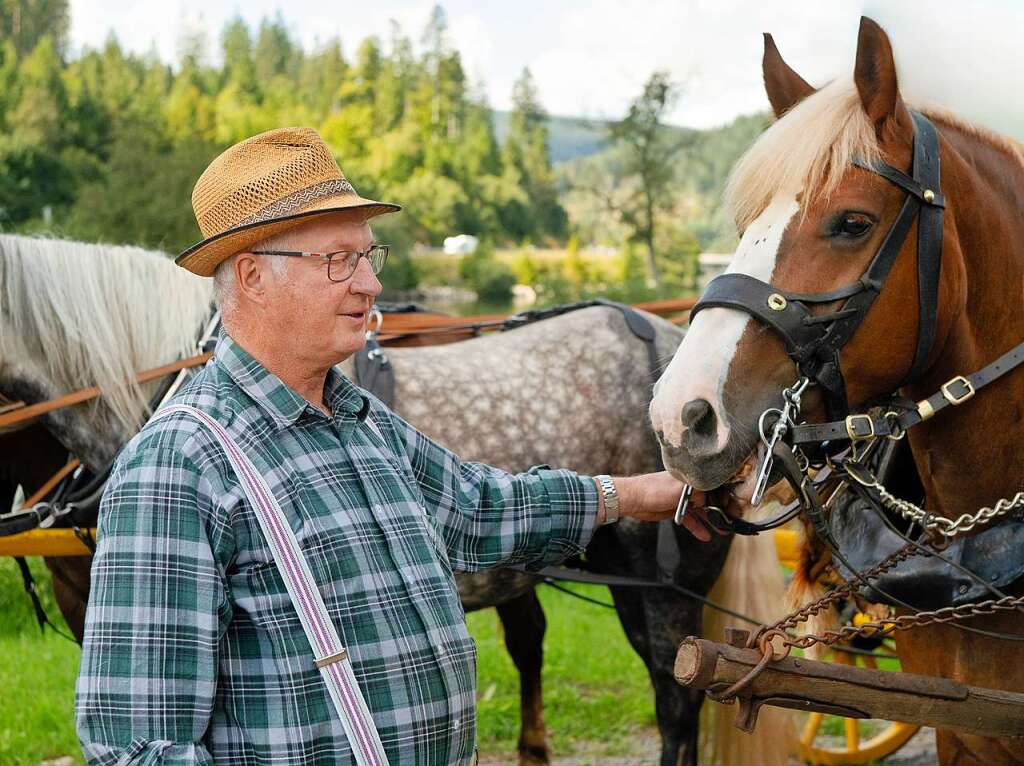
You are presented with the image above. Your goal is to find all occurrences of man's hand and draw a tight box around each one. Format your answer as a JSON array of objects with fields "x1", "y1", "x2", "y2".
[{"x1": 610, "y1": 472, "x2": 722, "y2": 542}]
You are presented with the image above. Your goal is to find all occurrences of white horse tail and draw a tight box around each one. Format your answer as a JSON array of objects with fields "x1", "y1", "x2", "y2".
[{"x1": 700, "y1": 510, "x2": 794, "y2": 766}]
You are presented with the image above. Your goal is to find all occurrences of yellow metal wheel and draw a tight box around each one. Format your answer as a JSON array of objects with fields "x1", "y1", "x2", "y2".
[{"x1": 796, "y1": 647, "x2": 920, "y2": 765}]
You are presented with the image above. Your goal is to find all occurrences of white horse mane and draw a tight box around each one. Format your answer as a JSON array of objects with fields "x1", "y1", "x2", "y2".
[
  {"x1": 0, "y1": 235, "x2": 213, "y2": 438},
  {"x1": 726, "y1": 76, "x2": 1024, "y2": 233}
]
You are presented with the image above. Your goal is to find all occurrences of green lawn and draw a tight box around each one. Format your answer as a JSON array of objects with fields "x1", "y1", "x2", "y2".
[
  {"x1": 0, "y1": 558, "x2": 656, "y2": 765},
  {"x1": 0, "y1": 558, "x2": 84, "y2": 766}
]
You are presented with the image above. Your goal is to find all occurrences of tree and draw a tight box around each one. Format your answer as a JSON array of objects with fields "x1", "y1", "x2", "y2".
[
  {"x1": 604, "y1": 71, "x2": 687, "y2": 285},
  {"x1": 9, "y1": 35, "x2": 66, "y2": 148},
  {"x1": 502, "y1": 68, "x2": 567, "y2": 241},
  {"x1": 221, "y1": 16, "x2": 259, "y2": 99},
  {"x1": 62, "y1": 123, "x2": 215, "y2": 252},
  {"x1": 254, "y1": 14, "x2": 298, "y2": 85},
  {"x1": 0, "y1": 0, "x2": 69, "y2": 57}
]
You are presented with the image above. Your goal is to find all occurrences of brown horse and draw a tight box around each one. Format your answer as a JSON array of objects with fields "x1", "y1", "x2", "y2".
[{"x1": 651, "y1": 17, "x2": 1024, "y2": 766}]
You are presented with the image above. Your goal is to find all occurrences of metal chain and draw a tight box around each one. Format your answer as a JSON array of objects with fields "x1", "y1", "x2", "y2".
[
  {"x1": 874, "y1": 484, "x2": 1024, "y2": 537},
  {"x1": 783, "y1": 594, "x2": 1024, "y2": 651},
  {"x1": 752, "y1": 525, "x2": 1024, "y2": 659},
  {"x1": 757, "y1": 543, "x2": 917, "y2": 640}
]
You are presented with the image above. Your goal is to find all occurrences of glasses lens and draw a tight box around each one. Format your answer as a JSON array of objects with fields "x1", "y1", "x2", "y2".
[
  {"x1": 328, "y1": 252, "x2": 359, "y2": 282},
  {"x1": 326, "y1": 246, "x2": 389, "y2": 281},
  {"x1": 369, "y1": 245, "x2": 389, "y2": 274}
]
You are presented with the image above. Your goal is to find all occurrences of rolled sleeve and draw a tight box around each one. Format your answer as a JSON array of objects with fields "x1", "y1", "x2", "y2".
[
  {"x1": 76, "y1": 447, "x2": 228, "y2": 765},
  {"x1": 387, "y1": 409, "x2": 599, "y2": 572}
]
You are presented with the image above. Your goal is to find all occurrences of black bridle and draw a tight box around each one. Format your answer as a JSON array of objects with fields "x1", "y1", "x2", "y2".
[
  {"x1": 676, "y1": 110, "x2": 1024, "y2": 540},
  {"x1": 690, "y1": 110, "x2": 945, "y2": 423}
]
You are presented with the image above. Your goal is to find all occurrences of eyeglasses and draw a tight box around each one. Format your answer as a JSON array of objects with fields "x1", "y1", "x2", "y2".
[{"x1": 250, "y1": 244, "x2": 390, "y2": 282}]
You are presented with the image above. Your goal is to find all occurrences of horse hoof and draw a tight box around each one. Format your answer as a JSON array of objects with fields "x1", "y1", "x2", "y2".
[{"x1": 517, "y1": 742, "x2": 551, "y2": 766}]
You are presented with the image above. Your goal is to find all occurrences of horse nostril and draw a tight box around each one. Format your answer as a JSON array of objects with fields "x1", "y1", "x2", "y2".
[{"x1": 680, "y1": 398, "x2": 717, "y2": 439}]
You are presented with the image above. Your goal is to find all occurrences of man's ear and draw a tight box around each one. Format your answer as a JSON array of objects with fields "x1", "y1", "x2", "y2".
[{"x1": 234, "y1": 252, "x2": 269, "y2": 303}]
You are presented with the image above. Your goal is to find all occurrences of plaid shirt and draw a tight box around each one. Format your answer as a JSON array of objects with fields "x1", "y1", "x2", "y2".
[{"x1": 76, "y1": 335, "x2": 597, "y2": 765}]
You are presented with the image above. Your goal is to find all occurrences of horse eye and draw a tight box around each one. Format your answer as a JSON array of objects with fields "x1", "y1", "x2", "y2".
[{"x1": 835, "y1": 213, "x2": 873, "y2": 238}]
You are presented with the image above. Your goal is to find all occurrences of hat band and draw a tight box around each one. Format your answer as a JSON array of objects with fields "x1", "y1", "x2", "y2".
[{"x1": 236, "y1": 178, "x2": 358, "y2": 228}]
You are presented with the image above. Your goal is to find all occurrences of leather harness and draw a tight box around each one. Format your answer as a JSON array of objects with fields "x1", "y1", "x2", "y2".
[
  {"x1": 679, "y1": 111, "x2": 1024, "y2": 619},
  {"x1": 690, "y1": 111, "x2": 946, "y2": 423}
]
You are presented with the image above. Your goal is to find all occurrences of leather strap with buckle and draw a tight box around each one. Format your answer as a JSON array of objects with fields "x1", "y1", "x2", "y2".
[
  {"x1": 845, "y1": 414, "x2": 876, "y2": 441},
  {"x1": 791, "y1": 339, "x2": 1024, "y2": 447}
]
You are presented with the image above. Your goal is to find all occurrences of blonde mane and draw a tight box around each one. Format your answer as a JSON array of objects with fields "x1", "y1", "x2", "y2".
[
  {"x1": 725, "y1": 77, "x2": 883, "y2": 231},
  {"x1": 0, "y1": 235, "x2": 213, "y2": 437},
  {"x1": 726, "y1": 76, "x2": 1024, "y2": 232}
]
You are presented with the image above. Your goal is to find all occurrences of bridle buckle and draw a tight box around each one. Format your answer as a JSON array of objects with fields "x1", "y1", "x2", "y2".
[
  {"x1": 844, "y1": 414, "x2": 875, "y2": 441},
  {"x1": 940, "y1": 375, "x2": 975, "y2": 405}
]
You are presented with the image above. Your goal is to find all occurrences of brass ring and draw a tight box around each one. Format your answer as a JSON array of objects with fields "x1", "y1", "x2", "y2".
[{"x1": 767, "y1": 293, "x2": 788, "y2": 311}]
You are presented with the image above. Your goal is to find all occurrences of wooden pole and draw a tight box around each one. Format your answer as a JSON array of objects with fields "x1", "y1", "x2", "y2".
[{"x1": 675, "y1": 633, "x2": 1024, "y2": 738}]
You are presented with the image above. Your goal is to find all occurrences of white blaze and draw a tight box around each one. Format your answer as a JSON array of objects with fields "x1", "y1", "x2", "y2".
[{"x1": 651, "y1": 193, "x2": 800, "y2": 450}]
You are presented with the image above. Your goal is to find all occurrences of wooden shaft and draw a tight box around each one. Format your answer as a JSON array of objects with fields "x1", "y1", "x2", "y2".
[
  {"x1": 19, "y1": 459, "x2": 80, "y2": 510},
  {"x1": 0, "y1": 352, "x2": 212, "y2": 429},
  {"x1": 675, "y1": 636, "x2": 1024, "y2": 738}
]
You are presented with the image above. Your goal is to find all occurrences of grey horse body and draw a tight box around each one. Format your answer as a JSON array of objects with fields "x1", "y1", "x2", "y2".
[{"x1": 341, "y1": 306, "x2": 673, "y2": 613}]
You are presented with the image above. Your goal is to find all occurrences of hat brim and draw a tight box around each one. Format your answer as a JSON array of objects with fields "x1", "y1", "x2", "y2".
[{"x1": 176, "y1": 193, "x2": 401, "y2": 276}]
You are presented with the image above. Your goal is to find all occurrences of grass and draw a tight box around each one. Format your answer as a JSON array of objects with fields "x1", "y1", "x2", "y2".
[
  {"x1": 0, "y1": 559, "x2": 654, "y2": 765},
  {"x1": 0, "y1": 557, "x2": 84, "y2": 766},
  {"x1": 467, "y1": 582, "x2": 656, "y2": 757}
]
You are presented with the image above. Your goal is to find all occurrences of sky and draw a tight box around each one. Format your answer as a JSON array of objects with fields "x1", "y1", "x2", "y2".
[{"x1": 69, "y1": 0, "x2": 1024, "y2": 135}]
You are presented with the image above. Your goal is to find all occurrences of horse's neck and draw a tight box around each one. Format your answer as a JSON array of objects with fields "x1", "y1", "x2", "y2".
[{"x1": 905, "y1": 128, "x2": 1024, "y2": 515}]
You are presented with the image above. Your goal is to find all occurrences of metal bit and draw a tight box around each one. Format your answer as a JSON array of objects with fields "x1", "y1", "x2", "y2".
[{"x1": 674, "y1": 484, "x2": 694, "y2": 525}]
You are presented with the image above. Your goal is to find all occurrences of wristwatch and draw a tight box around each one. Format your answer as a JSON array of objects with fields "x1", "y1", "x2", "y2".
[{"x1": 594, "y1": 475, "x2": 620, "y2": 524}]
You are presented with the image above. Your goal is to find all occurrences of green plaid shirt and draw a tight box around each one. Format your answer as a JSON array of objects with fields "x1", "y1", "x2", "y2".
[{"x1": 76, "y1": 335, "x2": 597, "y2": 765}]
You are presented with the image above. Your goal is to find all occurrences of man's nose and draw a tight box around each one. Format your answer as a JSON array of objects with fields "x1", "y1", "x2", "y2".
[{"x1": 349, "y1": 255, "x2": 382, "y2": 296}]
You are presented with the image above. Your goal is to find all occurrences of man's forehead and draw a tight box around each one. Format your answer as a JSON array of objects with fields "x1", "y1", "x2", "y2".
[{"x1": 292, "y1": 215, "x2": 373, "y2": 250}]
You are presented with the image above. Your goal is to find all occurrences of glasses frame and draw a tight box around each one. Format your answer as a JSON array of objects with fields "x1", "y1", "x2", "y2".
[{"x1": 250, "y1": 243, "x2": 390, "y2": 282}]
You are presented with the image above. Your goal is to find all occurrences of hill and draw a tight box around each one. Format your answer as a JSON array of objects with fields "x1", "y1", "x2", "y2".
[
  {"x1": 554, "y1": 111, "x2": 771, "y2": 251},
  {"x1": 493, "y1": 109, "x2": 691, "y2": 165}
]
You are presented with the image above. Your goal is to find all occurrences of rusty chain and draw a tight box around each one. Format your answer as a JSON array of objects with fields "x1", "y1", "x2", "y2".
[
  {"x1": 714, "y1": 541, "x2": 1024, "y2": 701},
  {"x1": 780, "y1": 594, "x2": 1024, "y2": 652}
]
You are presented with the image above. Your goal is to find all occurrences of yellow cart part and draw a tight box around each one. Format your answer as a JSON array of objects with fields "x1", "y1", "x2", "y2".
[
  {"x1": 0, "y1": 527, "x2": 95, "y2": 556},
  {"x1": 773, "y1": 527, "x2": 801, "y2": 569}
]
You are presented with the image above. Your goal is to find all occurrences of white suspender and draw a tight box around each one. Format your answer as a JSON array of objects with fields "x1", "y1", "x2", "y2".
[{"x1": 154, "y1": 405, "x2": 390, "y2": 766}]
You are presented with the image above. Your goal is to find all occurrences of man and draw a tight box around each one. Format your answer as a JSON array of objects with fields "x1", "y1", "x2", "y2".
[{"x1": 76, "y1": 127, "x2": 709, "y2": 765}]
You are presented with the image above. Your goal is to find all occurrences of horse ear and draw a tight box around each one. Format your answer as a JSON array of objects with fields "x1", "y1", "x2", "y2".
[
  {"x1": 854, "y1": 17, "x2": 909, "y2": 134},
  {"x1": 762, "y1": 33, "x2": 815, "y2": 118}
]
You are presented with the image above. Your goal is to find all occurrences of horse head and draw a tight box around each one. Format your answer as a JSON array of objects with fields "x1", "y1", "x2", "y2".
[{"x1": 650, "y1": 17, "x2": 971, "y2": 499}]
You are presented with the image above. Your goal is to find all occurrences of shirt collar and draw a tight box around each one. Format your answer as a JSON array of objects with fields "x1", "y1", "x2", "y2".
[{"x1": 214, "y1": 334, "x2": 367, "y2": 430}]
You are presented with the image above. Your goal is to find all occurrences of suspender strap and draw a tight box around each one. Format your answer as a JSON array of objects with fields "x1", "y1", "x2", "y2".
[{"x1": 153, "y1": 405, "x2": 390, "y2": 766}]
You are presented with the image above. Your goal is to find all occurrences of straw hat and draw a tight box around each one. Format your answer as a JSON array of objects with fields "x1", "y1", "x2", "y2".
[{"x1": 176, "y1": 127, "x2": 400, "y2": 276}]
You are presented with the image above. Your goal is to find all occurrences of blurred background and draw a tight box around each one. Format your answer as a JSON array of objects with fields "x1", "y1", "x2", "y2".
[{"x1": 3, "y1": 0, "x2": 1021, "y2": 315}]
